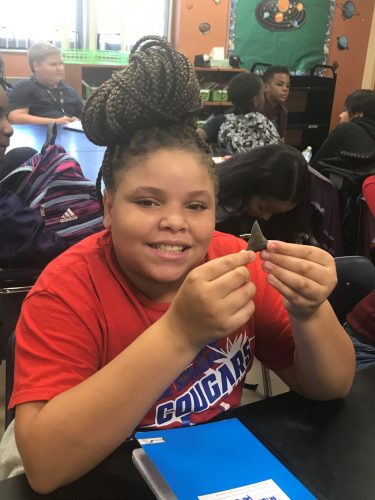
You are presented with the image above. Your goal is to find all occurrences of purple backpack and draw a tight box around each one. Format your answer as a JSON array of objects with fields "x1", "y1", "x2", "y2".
[{"x1": 1, "y1": 137, "x2": 104, "y2": 245}]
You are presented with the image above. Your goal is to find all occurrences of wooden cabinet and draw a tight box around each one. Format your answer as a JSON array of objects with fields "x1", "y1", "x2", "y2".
[
  {"x1": 194, "y1": 66, "x2": 245, "y2": 119},
  {"x1": 64, "y1": 63, "x2": 127, "y2": 98}
]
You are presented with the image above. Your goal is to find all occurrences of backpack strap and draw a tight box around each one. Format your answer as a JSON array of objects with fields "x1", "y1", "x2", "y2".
[{"x1": 42, "y1": 122, "x2": 58, "y2": 151}]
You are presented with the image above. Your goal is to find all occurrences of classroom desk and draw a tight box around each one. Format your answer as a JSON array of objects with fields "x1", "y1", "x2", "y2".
[
  {"x1": 0, "y1": 365, "x2": 374, "y2": 499},
  {"x1": 7, "y1": 124, "x2": 105, "y2": 181}
]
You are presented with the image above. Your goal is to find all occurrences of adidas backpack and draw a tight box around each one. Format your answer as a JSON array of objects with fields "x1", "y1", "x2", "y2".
[{"x1": 0, "y1": 130, "x2": 104, "y2": 245}]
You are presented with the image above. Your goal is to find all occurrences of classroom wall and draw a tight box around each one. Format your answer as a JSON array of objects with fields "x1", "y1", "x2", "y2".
[
  {"x1": 172, "y1": 0, "x2": 375, "y2": 131},
  {"x1": 2, "y1": 1, "x2": 375, "y2": 132},
  {"x1": 327, "y1": 0, "x2": 375, "y2": 129},
  {"x1": 1, "y1": 52, "x2": 29, "y2": 78},
  {"x1": 171, "y1": 0, "x2": 231, "y2": 62}
]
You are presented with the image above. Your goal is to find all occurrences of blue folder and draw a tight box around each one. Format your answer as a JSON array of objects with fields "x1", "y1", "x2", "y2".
[{"x1": 135, "y1": 418, "x2": 316, "y2": 499}]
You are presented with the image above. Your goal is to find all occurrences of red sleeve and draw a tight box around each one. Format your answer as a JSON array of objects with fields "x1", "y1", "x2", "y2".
[
  {"x1": 362, "y1": 175, "x2": 375, "y2": 217},
  {"x1": 10, "y1": 288, "x2": 105, "y2": 409}
]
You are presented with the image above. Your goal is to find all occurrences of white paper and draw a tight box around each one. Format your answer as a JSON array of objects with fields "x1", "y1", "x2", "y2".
[
  {"x1": 198, "y1": 479, "x2": 291, "y2": 500},
  {"x1": 63, "y1": 120, "x2": 84, "y2": 132}
]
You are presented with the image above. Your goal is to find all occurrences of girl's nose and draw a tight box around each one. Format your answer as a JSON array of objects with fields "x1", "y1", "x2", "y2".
[{"x1": 159, "y1": 210, "x2": 187, "y2": 232}]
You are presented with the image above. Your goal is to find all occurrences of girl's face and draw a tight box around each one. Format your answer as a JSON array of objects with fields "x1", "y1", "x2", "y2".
[
  {"x1": 0, "y1": 89, "x2": 13, "y2": 161},
  {"x1": 103, "y1": 148, "x2": 216, "y2": 302},
  {"x1": 245, "y1": 195, "x2": 296, "y2": 221}
]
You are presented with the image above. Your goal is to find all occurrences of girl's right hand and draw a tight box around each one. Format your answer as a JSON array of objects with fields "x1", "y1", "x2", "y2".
[{"x1": 165, "y1": 250, "x2": 257, "y2": 351}]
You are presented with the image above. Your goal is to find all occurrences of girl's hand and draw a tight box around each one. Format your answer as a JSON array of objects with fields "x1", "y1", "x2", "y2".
[
  {"x1": 260, "y1": 241, "x2": 337, "y2": 321},
  {"x1": 166, "y1": 251, "x2": 257, "y2": 351}
]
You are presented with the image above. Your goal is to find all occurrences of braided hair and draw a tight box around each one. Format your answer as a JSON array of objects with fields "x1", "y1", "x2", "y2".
[{"x1": 82, "y1": 35, "x2": 216, "y2": 204}]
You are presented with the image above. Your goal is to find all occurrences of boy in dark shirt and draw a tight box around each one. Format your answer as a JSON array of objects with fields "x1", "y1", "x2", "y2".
[
  {"x1": 311, "y1": 89, "x2": 375, "y2": 168},
  {"x1": 262, "y1": 65, "x2": 290, "y2": 140},
  {"x1": 8, "y1": 42, "x2": 83, "y2": 125}
]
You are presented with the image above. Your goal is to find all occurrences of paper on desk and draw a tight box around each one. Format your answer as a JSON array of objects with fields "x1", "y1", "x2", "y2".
[
  {"x1": 198, "y1": 479, "x2": 290, "y2": 500},
  {"x1": 63, "y1": 120, "x2": 84, "y2": 132}
]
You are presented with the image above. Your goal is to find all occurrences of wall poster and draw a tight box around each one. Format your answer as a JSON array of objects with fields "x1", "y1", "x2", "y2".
[{"x1": 229, "y1": 0, "x2": 335, "y2": 74}]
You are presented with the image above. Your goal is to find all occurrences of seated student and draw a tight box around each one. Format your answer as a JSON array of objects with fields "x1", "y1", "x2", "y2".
[
  {"x1": 311, "y1": 89, "x2": 375, "y2": 168},
  {"x1": 196, "y1": 112, "x2": 227, "y2": 145},
  {"x1": 4, "y1": 36, "x2": 355, "y2": 493},
  {"x1": 262, "y1": 65, "x2": 290, "y2": 140},
  {"x1": 217, "y1": 72, "x2": 281, "y2": 154},
  {"x1": 215, "y1": 143, "x2": 310, "y2": 242},
  {"x1": 197, "y1": 66, "x2": 290, "y2": 146},
  {"x1": 7, "y1": 42, "x2": 84, "y2": 125},
  {"x1": 344, "y1": 289, "x2": 375, "y2": 371},
  {"x1": 0, "y1": 52, "x2": 12, "y2": 92},
  {"x1": 0, "y1": 87, "x2": 67, "y2": 267},
  {"x1": 0, "y1": 79, "x2": 36, "y2": 178}
]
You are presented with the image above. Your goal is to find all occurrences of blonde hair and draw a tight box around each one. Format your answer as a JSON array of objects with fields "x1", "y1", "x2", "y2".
[{"x1": 28, "y1": 42, "x2": 61, "y2": 72}]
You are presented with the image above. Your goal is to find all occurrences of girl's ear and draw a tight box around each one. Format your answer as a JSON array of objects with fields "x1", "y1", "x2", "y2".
[{"x1": 102, "y1": 189, "x2": 113, "y2": 229}]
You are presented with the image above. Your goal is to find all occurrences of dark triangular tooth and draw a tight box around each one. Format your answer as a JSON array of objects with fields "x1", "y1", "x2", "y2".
[{"x1": 246, "y1": 220, "x2": 268, "y2": 252}]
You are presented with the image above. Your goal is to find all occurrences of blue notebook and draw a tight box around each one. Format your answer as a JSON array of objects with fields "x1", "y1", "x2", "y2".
[{"x1": 134, "y1": 418, "x2": 316, "y2": 500}]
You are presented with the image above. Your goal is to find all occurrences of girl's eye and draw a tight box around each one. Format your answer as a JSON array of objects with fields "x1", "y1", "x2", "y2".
[
  {"x1": 135, "y1": 198, "x2": 159, "y2": 207},
  {"x1": 187, "y1": 202, "x2": 207, "y2": 211}
]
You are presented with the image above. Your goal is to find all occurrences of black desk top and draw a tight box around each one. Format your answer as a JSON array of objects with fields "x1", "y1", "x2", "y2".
[{"x1": 1, "y1": 366, "x2": 374, "y2": 500}]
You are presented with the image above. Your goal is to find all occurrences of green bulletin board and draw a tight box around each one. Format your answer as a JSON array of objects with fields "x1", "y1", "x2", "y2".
[{"x1": 231, "y1": 0, "x2": 334, "y2": 74}]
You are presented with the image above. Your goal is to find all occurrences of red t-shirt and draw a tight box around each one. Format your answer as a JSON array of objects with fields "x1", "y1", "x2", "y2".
[
  {"x1": 362, "y1": 175, "x2": 375, "y2": 218},
  {"x1": 347, "y1": 289, "x2": 375, "y2": 343},
  {"x1": 11, "y1": 230, "x2": 294, "y2": 429}
]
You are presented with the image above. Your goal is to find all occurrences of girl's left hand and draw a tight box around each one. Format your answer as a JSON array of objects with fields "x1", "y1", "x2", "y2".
[{"x1": 260, "y1": 241, "x2": 337, "y2": 321}]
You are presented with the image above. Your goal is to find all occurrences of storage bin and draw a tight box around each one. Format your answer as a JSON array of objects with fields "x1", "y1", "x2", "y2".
[
  {"x1": 93, "y1": 50, "x2": 129, "y2": 65},
  {"x1": 200, "y1": 89, "x2": 211, "y2": 101},
  {"x1": 62, "y1": 49, "x2": 96, "y2": 64},
  {"x1": 210, "y1": 89, "x2": 228, "y2": 102},
  {"x1": 62, "y1": 49, "x2": 129, "y2": 65}
]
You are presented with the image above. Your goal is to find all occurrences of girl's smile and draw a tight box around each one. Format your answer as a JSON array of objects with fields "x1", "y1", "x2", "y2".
[{"x1": 103, "y1": 148, "x2": 216, "y2": 301}]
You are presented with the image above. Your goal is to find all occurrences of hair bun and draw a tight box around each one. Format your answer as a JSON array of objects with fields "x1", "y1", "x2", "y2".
[{"x1": 82, "y1": 35, "x2": 201, "y2": 146}]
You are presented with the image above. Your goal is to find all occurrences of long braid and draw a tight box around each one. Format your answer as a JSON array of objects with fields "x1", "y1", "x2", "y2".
[{"x1": 82, "y1": 35, "x2": 216, "y2": 205}]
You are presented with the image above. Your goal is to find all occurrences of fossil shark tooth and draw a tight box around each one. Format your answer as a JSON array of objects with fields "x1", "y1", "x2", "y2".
[{"x1": 246, "y1": 220, "x2": 268, "y2": 252}]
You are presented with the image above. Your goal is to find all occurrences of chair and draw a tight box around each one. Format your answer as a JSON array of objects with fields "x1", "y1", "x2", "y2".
[
  {"x1": 307, "y1": 166, "x2": 345, "y2": 256},
  {"x1": 0, "y1": 268, "x2": 41, "y2": 428},
  {"x1": 5, "y1": 332, "x2": 15, "y2": 428},
  {"x1": 329, "y1": 255, "x2": 375, "y2": 324},
  {"x1": 0, "y1": 268, "x2": 41, "y2": 360}
]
